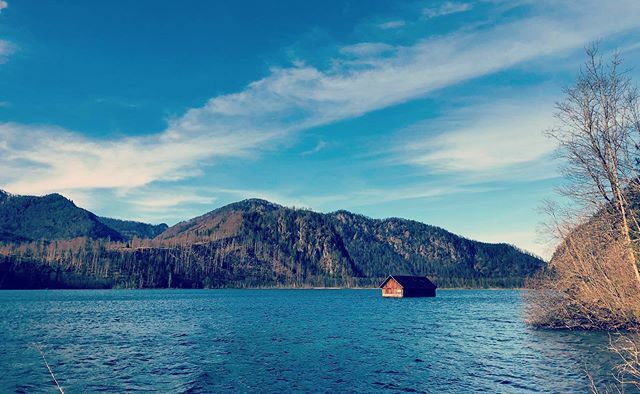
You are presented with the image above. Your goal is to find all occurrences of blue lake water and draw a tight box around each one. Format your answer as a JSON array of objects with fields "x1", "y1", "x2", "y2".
[{"x1": 0, "y1": 289, "x2": 628, "y2": 393}]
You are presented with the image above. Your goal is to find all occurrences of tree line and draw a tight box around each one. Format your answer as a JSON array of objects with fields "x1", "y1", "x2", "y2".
[{"x1": 0, "y1": 205, "x2": 544, "y2": 289}]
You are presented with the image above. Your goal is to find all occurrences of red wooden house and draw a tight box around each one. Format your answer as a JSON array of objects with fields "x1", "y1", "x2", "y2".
[{"x1": 379, "y1": 275, "x2": 437, "y2": 298}]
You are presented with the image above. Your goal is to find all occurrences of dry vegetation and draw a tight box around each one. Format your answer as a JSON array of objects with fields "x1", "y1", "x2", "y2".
[
  {"x1": 526, "y1": 44, "x2": 640, "y2": 330},
  {"x1": 524, "y1": 45, "x2": 640, "y2": 391},
  {"x1": 525, "y1": 213, "x2": 640, "y2": 331}
]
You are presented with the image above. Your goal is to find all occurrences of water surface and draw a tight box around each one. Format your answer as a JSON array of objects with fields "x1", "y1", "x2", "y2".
[{"x1": 0, "y1": 289, "x2": 626, "y2": 393}]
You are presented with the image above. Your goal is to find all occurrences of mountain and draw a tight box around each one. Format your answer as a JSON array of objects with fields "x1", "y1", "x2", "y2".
[
  {"x1": 0, "y1": 195, "x2": 545, "y2": 289},
  {"x1": 0, "y1": 190, "x2": 165, "y2": 242},
  {"x1": 156, "y1": 198, "x2": 282, "y2": 241},
  {"x1": 0, "y1": 190, "x2": 124, "y2": 242},
  {"x1": 97, "y1": 217, "x2": 168, "y2": 240},
  {"x1": 153, "y1": 198, "x2": 544, "y2": 287}
]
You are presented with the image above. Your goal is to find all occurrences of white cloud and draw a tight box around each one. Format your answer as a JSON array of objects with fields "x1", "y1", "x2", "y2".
[
  {"x1": 64, "y1": 185, "x2": 222, "y2": 224},
  {"x1": 2, "y1": 0, "x2": 640, "y2": 198},
  {"x1": 123, "y1": 194, "x2": 217, "y2": 211},
  {"x1": 620, "y1": 41, "x2": 640, "y2": 54},
  {"x1": 0, "y1": 1, "x2": 7, "y2": 12},
  {"x1": 423, "y1": 1, "x2": 472, "y2": 19},
  {"x1": 377, "y1": 20, "x2": 406, "y2": 29},
  {"x1": 401, "y1": 99, "x2": 557, "y2": 175},
  {"x1": 0, "y1": 40, "x2": 14, "y2": 63},
  {"x1": 301, "y1": 140, "x2": 328, "y2": 156},
  {"x1": 340, "y1": 42, "x2": 394, "y2": 57},
  {"x1": 329, "y1": 184, "x2": 495, "y2": 207},
  {"x1": 0, "y1": 122, "x2": 275, "y2": 194}
]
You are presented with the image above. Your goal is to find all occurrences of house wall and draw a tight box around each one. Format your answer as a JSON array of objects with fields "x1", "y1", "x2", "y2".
[
  {"x1": 381, "y1": 278, "x2": 403, "y2": 298},
  {"x1": 403, "y1": 288, "x2": 436, "y2": 297}
]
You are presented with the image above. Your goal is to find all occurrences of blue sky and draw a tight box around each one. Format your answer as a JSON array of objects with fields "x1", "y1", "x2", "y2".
[{"x1": 1, "y1": 0, "x2": 640, "y2": 258}]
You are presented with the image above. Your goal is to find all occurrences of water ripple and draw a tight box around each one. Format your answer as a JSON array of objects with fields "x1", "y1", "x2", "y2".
[{"x1": 0, "y1": 289, "x2": 633, "y2": 393}]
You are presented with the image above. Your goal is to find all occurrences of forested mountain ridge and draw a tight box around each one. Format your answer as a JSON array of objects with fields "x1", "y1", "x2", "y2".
[
  {"x1": 0, "y1": 194, "x2": 545, "y2": 289},
  {"x1": 97, "y1": 217, "x2": 168, "y2": 240},
  {"x1": 0, "y1": 190, "x2": 124, "y2": 242},
  {"x1": 154, "y1": 198, "x2": 279, "y2": 241},
  {"x1": 0, "y1": 190, "x2": 166, "y2": 242},
  {"x1": 151, "y1": 199, "x2": 544, "y2": 287}
]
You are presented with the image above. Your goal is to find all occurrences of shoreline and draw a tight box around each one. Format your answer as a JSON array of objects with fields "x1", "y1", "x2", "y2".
[{"x1": 0, "y1": 286, "x2": 527, "y2": 291}]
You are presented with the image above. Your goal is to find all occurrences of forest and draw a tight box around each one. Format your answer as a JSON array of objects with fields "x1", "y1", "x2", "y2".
[{"x1": 0, "y1": 195, "x2": 544, "y2": 289}]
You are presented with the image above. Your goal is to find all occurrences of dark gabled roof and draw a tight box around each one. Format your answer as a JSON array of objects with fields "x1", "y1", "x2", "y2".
[{"x1": 379, "y1": 275, "x2": 437, "y2": 289}]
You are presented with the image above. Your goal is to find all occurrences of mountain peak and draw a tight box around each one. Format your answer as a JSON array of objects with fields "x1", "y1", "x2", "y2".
[
  {"x1": 211, "y1": 198, "x2": 284, "y2": 215},
  {"x1": 0, "y1": 189, "x2": 15, "y2": 199},
  {"x1": 0, "y1": 191, "x2": 123, "y2": 242},
  {"x1": 42, "y1": 192, "x2": 72, "y2": 202},
  {"x1": 234, "y1": 198, "x2": 282, "y2": 209},
  {"x1": 0, "y1": 192, "x2": 545, "y2": 289}
]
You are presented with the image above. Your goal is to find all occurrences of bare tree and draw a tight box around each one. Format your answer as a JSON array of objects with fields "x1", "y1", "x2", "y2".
[
  {"x1": 526, "y1": 45, "x2": 640, "y2": 330},
  {"x1": 526, "y1": 212, "x2": 640, "y2": 330},
  {"x1": 525, "y1": 44, "x2": 640, "y2": 392},
  {"x1": 548, "y1": 44, "x2": 640, "y2": 284}
]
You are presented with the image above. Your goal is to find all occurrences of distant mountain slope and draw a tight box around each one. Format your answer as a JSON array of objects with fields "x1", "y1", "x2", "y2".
[
  {"x1": 0, "y1": 196, "x2": 545, "y2": 289},
  {"x1": 155, "y1": 198, "x2": 279, "y2": 241},
  {"x1": 0, "y1": 190, "x2": 124, "y2": 242},
  {"x1": 97, "y1": 217, "x2": 168, "y2": 240},
  {"x1": 151, "y1": 198, "x2": 544, "y2": 288}
]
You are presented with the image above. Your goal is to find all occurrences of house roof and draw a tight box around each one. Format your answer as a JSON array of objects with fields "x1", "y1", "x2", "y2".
[{"x1": 379, "y1": 275, "x2": 437, "y2": 289}]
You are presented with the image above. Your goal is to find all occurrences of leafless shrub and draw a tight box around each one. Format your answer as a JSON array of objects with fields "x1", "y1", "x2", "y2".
[
  {"x1": 526, "y1": 211, "x2": 640, "y2": 331},
  {"x1": 526, "y1": 44, "x2": 640, "y2": 330},
  {"x1": 610, "y1": 334, "x2": 640, "y2": 388},
  {"x1": 526, "y1": 43, "x2": 640, "y2": 392}
]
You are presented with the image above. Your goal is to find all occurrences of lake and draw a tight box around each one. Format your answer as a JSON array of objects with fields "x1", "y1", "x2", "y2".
[{"x1": 0, "y1": 289, "x2": 628, "y2": 393}]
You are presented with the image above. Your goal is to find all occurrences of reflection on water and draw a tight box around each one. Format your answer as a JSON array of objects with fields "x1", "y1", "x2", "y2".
[{"x1": 0, "y1": 289, "x2": 631, "y2": 393}]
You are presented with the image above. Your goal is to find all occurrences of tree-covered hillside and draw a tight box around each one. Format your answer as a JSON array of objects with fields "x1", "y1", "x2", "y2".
[
  {"x1": 97, "y1": 217, "x2": 168, "y2": 240},
  {"x1": 0, "y1": 197, "x2": 545, "y2": 289},
  {"x1": 0, "y1": 190, "x2": 123, "y2": 242},
  {"x1": 0, "y1": 190, "x2": 166, "y2": 242},
  {"x1": 154, "y1": 199, "x2": 544, "y2": 287}
]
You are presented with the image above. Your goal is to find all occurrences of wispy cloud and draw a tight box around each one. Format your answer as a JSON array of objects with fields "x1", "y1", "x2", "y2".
[
  {"x1": 301, "y1": 140, "x2": 327, "y2": 156},
  {"x1": 422, "y1": 1, "x2": 472, "y2": 19},
  {"x1": 0, "y1": 1, "x2": 13, "y2": 62},
  {"x1": 122, "y1": 193, "x2": 217, "y2": 212},
  {"x1": 319, "y1": 184, "x2": 496, "y2": 209},
  {"x1": 0, "y1": 121, "x2": 275, "y2": 193},
  {"x1": 2, "y1": 0, "x2": 639, "y2": 201},
  {"x1": 399, "y1": 98, "x2": 557, "y2": 178},
  {"x1": 120, "y1": 186, "x2": 313, "y2": 222},
  {"x1": 377, "y1": 20, "x2": 406, "y2": 30},
  {"x1": 339, "y1": 42, "x2": 394, "y2": 57},
  {"x1": 620, "y1": 41, "x2": 640, "y2": 54},
  {"x1": 0, "y1": 40, "x2": 14, "y2": 63},
  {"x1": 94, "y1": 97, "x2": 141, "y2": 109}
]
